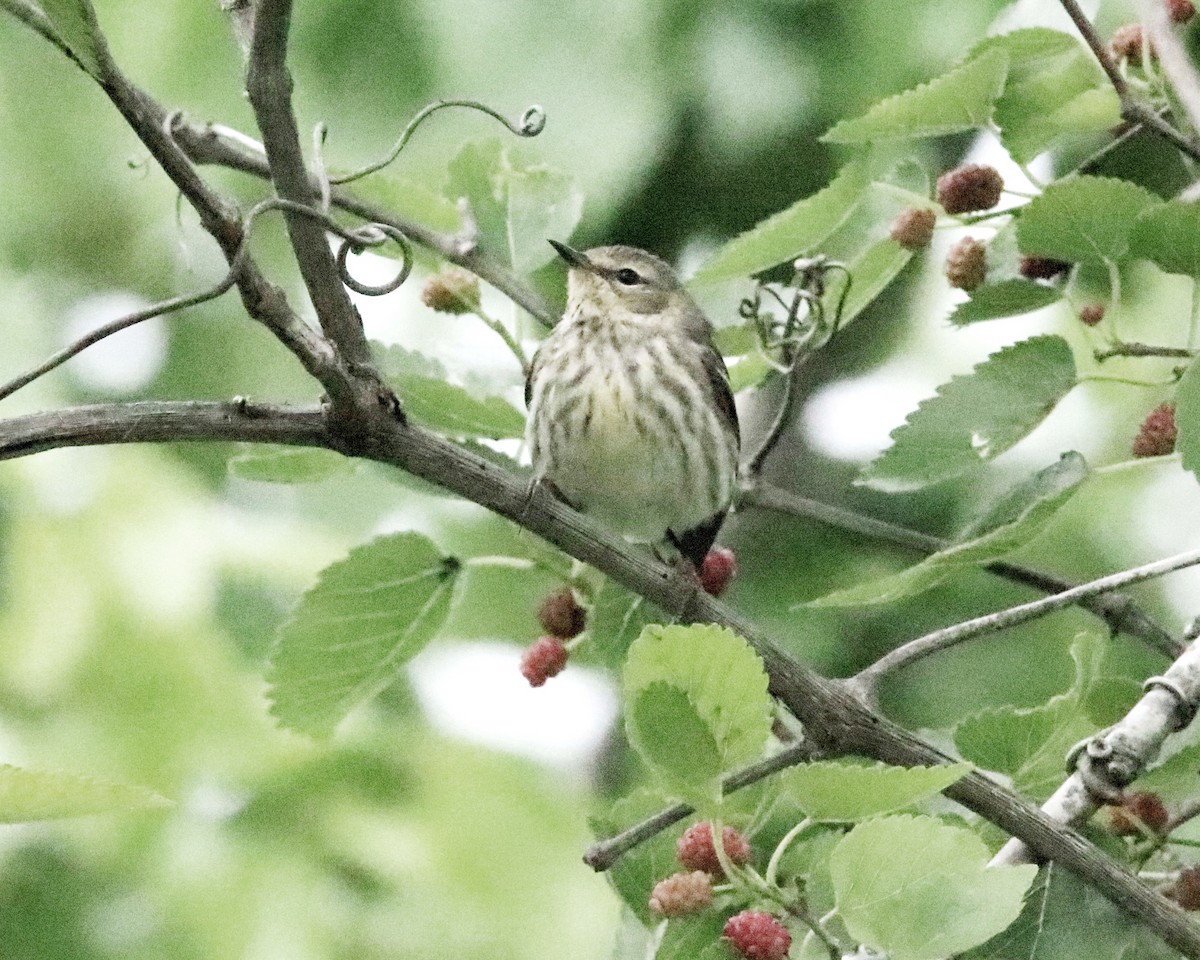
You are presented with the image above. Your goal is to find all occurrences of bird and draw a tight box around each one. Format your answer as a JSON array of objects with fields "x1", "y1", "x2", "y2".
[{"x1": 524, "y1": 240, "x2": 740, "y2": 567}]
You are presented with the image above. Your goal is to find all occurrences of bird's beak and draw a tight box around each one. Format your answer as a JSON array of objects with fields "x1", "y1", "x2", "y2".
[{"x1": 548, "y1": 239, "x2": 594, "y2": 271}]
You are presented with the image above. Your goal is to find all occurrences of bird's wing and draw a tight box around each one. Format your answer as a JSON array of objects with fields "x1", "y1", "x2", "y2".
[{"x1": 702, "y1": 346, "x2": 740, "y2": 444}]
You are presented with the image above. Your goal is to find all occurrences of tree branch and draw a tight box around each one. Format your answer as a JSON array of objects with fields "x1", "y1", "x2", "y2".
[
  {"x1": 244, "y1": 0, "x2": 373, "y2": 371},
  {"x1": 849, "y1": 548, "x2": 1200, "y2": 698},
  {"x1": 741, "y1": 481, "x2": 1182, "y2": 658},
  {"x1": 2, "y1": 400, "x2": 1199, "y2": 956},
  {"x1": 993, "y1": 620, "x2": 1200, "y2": 867}
]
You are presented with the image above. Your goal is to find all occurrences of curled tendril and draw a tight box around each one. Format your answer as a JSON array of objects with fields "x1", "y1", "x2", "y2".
[
  {"x1": 330, "y1": 99, "x2": 547, "y2": 186},
  {"x1": 336, "y1": 223, "x2": 413, "y2": 296}
]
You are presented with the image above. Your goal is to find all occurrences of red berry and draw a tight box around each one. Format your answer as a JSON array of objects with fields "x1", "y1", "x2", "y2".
[
  {"x1": 1079, "y1": 303, "x2": 1106, "y2": 326},
  {"x1": 1105, "y1": 791, "x2": 1170, "y2": 834},
  {"x1": 723, "y1": 911, "x2": 792, "y2": 960},
  {"x1": 698, "y1": 547, "x2": 738, "y2": 597},
  {"x1": 936, "y1": 163, "x2": 1004, "y2": 215},
  {"x1": 537, "y1": 588, "x2": 586, "y2": 639},
  {"x1": 1168, "y1": 867, "x2": 1200, "y2": 910},
  {"x1": 1132, "y1": 403, "x2": 1177, "y2": 458},
  {"x1": 889, "y1": 207, "x2": 937, "y2": 250},
  {"x1": 519, "y1": 636, "x2": 568, "y2": 687},
  {"x1": 677, "y1": 822, "x2": 752, "y2": 876},
  {"x1": 1018, "y1": 256, "x2": 1071, "y2": 281},
  {"x1": 1167, "y1": 0, "x2": 1196, "y2": 25},
  {"x1": 648, "y1": 870, "x2": 714, "y2": 917},
  {"x1": 945, "y1": 237, "x2": 987, "y2": 291}
]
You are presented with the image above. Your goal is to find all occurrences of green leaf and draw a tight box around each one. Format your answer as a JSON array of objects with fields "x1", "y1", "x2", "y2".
[
  {"x1": 954, "y1": 633, "x2": 1104, "y2": 798},
  {"x1": 623, "y1": 624, "x2": 771, "y2": 804},
  {"x1": 0, "y1": 764, "x2": 171, "y2": 822},
  {"x1": 727, "y1": 352, "x2": 774, "y2": 393},
  {"x1": 831, "y1": 815, "x2": 1037, "y2": 960},
  {"x1": 1017, "y1": 176, "x2": 1161, "y2": 264},
  {"x1": 1178, "y1": 358, "x2": 1200, "y2": 480},
  {"x1": 587, "y1": 579, "x2": 665, "y2": 670},
  {"x1": 344, "y1": 174, "x2": 462, "y2": 233},
  {"x1": 35, "y1": 0, "x2": 102, "y2": 77},
  {"x1": 830, "y1": 233, "x2": 913, "y2": 327},
  {"x1": 948, "y1": 279, "x2": 1062, "y2": 327},
  {"x1": 957, "y1": 450, "x2": 1090, "y2": 540},
  {"x1": 961, "y1": 863, "x2": 1179, "y2": 960},
  {"x1": 655, "y1": 912, "x2": 730, "y2": 960},
  {"x1": 446, "y1": 140, "x2": 508, "y2": 263},
  {"x1": 859, "y1": 336, "x2": 1077, "y2": 492},
  {"x1": 507, "y1": 164, "x2": 584, "y2": 274},
  {"x1": 267, "y1": 532, "x2": 460, "y2": 736},
  {"x1": 809, "y1": 454, "x2": 1087, "y2": 607},
  {"x1": 822, "y1": 48, "x2": 1008, "y2": 143},
  {"x1": 228, "y1": 445, "x2": 354, "y2": 484},
  {"x1": 373, "y1": 344, "x2": 525, "y2": 439},
  {"x1": 981, "y1": 29, "x2": 1117, "y2": 163},
  {"x1": 690, "y1": 161, "x2": 871, "y2": 284},
  {"x1": 778, "y1": 761, "x2": 971, "y2": 821},
  {"x1": 1130, "y1": 200, "x2": 1200, "y2": 277}
]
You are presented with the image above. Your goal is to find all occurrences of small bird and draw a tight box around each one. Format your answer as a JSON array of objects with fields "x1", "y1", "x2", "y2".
[{"x1": 525, "y1": 241, "x2": 740, "y2": 566}]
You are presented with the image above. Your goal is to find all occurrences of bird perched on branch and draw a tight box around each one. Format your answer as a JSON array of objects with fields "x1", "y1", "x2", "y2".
[{"x1": 525, "y1": 240, "x2": 739, "y2": 567}]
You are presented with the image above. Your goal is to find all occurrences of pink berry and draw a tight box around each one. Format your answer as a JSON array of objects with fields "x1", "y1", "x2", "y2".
[
  {"x1": 936, "y1": 163, "x2": 1004, "y2": 215},
  {"x1": 519, "y1": 636, "x2": 568, "y2": 687},
  {"x1": 677, "y1": 822, "x2": 752, "y2": 876},
  {"x1": 648, "y1": 870, "x2": 714, "y2": 917},
  {"x1": 1132, "y1": 403, "x2": 1177, "y2": 458},
  {"x1": 723, "y1": 910, "x2": 792, "y2": 960},
  {"x1": 537, "y1": 588, "x2": 586, "y2": 639}
]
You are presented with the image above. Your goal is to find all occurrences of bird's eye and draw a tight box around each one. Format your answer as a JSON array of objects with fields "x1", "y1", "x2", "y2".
[{"x1": 615, "y1": 268, "x2": 641, "y2": 286}]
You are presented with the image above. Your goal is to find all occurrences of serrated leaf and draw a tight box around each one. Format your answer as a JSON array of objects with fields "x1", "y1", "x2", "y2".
[
  {"x1": 727, "y1": 351, "x2": 774, "y2": 393},
  {"x1": 373, "y1": 343, "x2": 525, "y2": 439},
  {"x1": 591, "y1": 787, "x2": 682, "y2": 924},
  {"x1": 507, "y1": 164, "x2": 583, "y2": 274},
  {"x1": 690, "y1": 161, "x2": 871, "y2": 284},
  {"x1": 831, "y1": 815, "x2": 1037, "y2": 960},
  {"x1": 0, "y1": 764, "x2": 171, "y2": 822},
  {"x1": 954, "y1": 632, "x2": 1104, "y2": 798},
  {"x1": 623, "y1": 625, "x2": 771, "y2": 803},
  {"x1": 778, "y1": 761, "x2": 971, "y2": 821},
  {"x1": 35, "y1": 0, "x2": 102, "y2": 77},
  {"x1": 980, "y1": 28, "x2": 1116, "y2": 163},
  {"x1": 948, "y1": 279, "x2": 1062, "y2": 327},
  {"x1": 1178, "y1": 357, "x2": 1200, "y2": 480},
  {"x1": 268, "y1": 532, "x2": 460, "y2": 736},
  {"x1": 809, "y1": 454, "x2": 1087, "y2": 607},
  {"x1": 588, "y1": 579, "x2": 665, "y2": 669},
  {"x1": 822, "y1": 48, "x2": 1008, "y2": 143},
  {"x1": 655, "y1": 912, "x2": 731, "y2": 960},
  {"x1": 228, "y1": 445, "x2": 354, "y2": 484},
  {"x1": 1130, "y1": 200, "x2": 1200, "y2": 277},
  {"x1": 830, "y1": 233, "x2": 913, "y2": 326},
  {"x1": 1017, "y1": 176, "x2": 1161, "y2": 264},
  {"x1": 860, "y1": 336, "x2": 1077, "y2": 492}
]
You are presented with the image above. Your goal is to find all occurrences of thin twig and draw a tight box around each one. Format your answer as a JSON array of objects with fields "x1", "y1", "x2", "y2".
[
  {"x1": 741, "y1": 481, "x2": 1182, "y2": 658},
  {"x1": 583, "y1": 740, "x2": 820, "y2": 871},
  {"x1": 1060, "y1": 0, "x2": 1200, "y2": 163},
  {"x1": 850, "y1": 548, "x2": 1200, "y2": 697},
  {"x1": 1095, "y1": 341, "x2": 1196, "y2": 362}
]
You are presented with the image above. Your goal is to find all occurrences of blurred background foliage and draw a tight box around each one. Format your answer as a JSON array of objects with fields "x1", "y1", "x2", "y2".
[{"x1": 0, "y1": 0, "x2": 1196, "y2": 957}]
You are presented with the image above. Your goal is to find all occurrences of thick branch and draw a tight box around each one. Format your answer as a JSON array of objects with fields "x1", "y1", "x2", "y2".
[
  {"x1": 245, "y1": 0, "x2": 372, "y2": 368},
  {"x1": 2, "y1": 401, "x2": 1199, "y2": 957}
]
